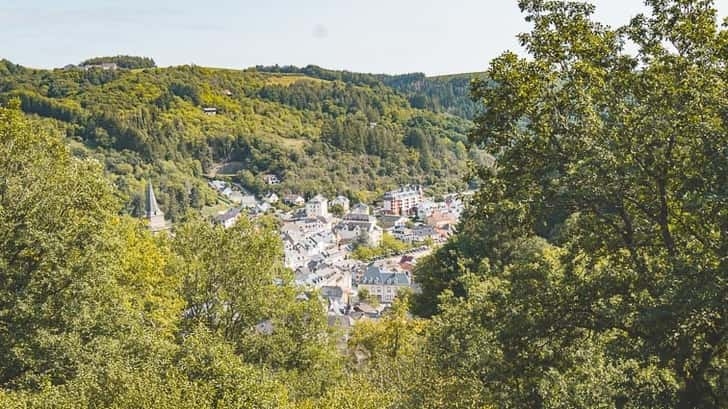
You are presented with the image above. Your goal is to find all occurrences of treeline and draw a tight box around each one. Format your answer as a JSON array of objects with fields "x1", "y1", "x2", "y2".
[
  {"x1": 253, "y1": 64, "x2": 483, "y2": 120},
  {"x1": 379, "y1": 72, "x2": 482, "y2": 119},
  {"x1": 81, "y1": 55, "x2": 157, "y2": 69},
  {"x1": 253, "y1": 64, "x2": 382, "y2": 86}
]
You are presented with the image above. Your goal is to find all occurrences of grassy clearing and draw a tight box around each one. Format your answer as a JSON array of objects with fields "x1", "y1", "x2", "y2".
[
  {"x1": 207, "y1": 161, "x2": 245, "y2": 177},
  {"x1": 201, "y1": 201, "x2": 232, "y2": 218},
  {"x1": 264, "y1": 74, "x2": 328, "y2": 87}
]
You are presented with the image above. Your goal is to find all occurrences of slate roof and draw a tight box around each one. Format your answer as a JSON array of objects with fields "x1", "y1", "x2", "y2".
[
  {"x1": 350, "y1": 203, "x2": 370, "y2": 215},
  {"x1": 359, "y1": 265, "x2": 410, "y2": 286},
  {"x1": 214, "y1": 207, "x2": 241, "y2": 223}
]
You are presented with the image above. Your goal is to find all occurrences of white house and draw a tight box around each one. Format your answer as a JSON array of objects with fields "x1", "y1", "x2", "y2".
[
  {"x1": 390, "y1": 226, "x2": 416, "y2": 243},
  {"x1": 284, "y1": 194, "x2": 306, "y2": 206},
  {"x1": 253, "y1": 202, "x2": 272, "y2": 214},
  {"x1": 390, "y1": 224, "x2": 438, "y2": 243},
  {"x1": 209, "y1": 180, "x2": 227, "y2": 191},
  {"x1": 214, "y1": 208, "x2": 242, "y2": 228},
  {"x1": 227, "y1": 191, "x2": 244, "y2": 204},
  {"x1": 306, "y1": 194, "x2": 329, "y2": 218},
  {"x1": 263, "y1": 174, "x2": 280, "y2": 185},
  {"x1": 350, "y1": 203, "x2": 370, "y2": 215},
  {"x1": 412, "y1": 225, "x2": 439, "y2": 242},
  {"x1": 417, "y1": 200, "x2": 444, "y2": 220},
  {"x1": 240, "y1": 195, "x2": 257, "y2": 208},
  {"x1": 298, "y1": 216, "x2": 332, "y2": 234}
]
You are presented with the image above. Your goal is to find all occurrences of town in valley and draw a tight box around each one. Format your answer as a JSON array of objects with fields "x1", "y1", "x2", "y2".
[{"x1": 145, "y1": 174, "x2": 472, "y2": 328}]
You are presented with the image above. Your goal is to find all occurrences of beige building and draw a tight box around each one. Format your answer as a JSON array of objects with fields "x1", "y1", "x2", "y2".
[
  {"x1": 358, "y1": 265, "x2": 411, "y2": 303},
  {"x1": 336, "y1": 213, "x2": 382, "y2": 247},
  {"x1": 382, "y1": 185, "x2": 423, "y2": 216}
]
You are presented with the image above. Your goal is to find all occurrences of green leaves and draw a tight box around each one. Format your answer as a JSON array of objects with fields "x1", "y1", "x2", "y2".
[
  {"x1": 0, "y1": 109, "x2": 342, "y2": 408},
  {"x1": 417, "y1": 0, "x2": 728, "y2": 407},
  {"x1": 0, "y1": 107, "x2": 128, "y2": 387}
]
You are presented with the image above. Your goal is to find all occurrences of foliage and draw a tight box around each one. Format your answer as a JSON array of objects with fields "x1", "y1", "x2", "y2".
[
  {"x1": 171, "y1": 215, "x2": 341, "y2": 395},
  {"x1": 254, "y1": 64, "x2": 483, "y2": 120},
  {"x1": 0, "y1": 106, "x2": 131, "y2": 388},
  {"x1": 0, "y1": 107, "x2": 338, "y2": 407},
  {"x1": 351, "y1": 233, "x2": 414, "y2": 261},
  {"x1": 414, "y1": 0, "x2": 728, "y2": 407},
  {"x1": 378, "y1": 72, "x2": 484, "y2": 120},
  {"x1": 81, "y1": 55, "x2": 156, "y2": 69},
  {"x1": 329, "y1": 203, "x2": 345, "y2": 217},
  {"x1": 356, "y1": 287, "x2": 379, "y2": 307}
]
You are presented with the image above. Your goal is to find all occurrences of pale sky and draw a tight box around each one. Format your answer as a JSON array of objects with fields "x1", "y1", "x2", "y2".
[{"x1": 2, "y1": 0, "x2": 728, "y2": 75}]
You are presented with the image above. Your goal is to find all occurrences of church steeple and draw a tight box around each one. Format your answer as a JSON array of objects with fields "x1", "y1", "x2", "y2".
[
  {"x1": 146, "y1": 180, "x2": 163, "y2": 218},
  {"x1": 145, "y1": 180, "x2": 167, "y2": 231}
]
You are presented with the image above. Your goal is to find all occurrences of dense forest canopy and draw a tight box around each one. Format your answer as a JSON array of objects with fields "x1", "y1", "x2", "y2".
[
  {"x1": 254, "y1": 64, "x2": 483, "y2": 119},
  {"x1": 0, "y1": 0, "x2": 726, "y2": 408},
  {"x1": 80, "y1": 55, "x2": 157, "y2": 69}
]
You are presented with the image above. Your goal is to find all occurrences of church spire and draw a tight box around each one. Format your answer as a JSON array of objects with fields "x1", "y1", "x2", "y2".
[
  {"x1": 145, "y1": 180, "x2": 166, "y2": 231},
  {"x1": 146, "y1": 179, "x2": 162, "y2": 217}
]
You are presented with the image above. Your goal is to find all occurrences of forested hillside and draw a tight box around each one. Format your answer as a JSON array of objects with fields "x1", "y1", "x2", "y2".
[
  {"x1": 0, "y1": 60, "x2": 476, "y2": 220},
  {"x1": 255, "y1": 64, "x2": 483, "y2": 119}
]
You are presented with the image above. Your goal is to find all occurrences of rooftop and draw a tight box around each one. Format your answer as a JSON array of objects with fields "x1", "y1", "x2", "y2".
[{"x1": 360, "y1": 265, "x2": 410, "y2": 286}]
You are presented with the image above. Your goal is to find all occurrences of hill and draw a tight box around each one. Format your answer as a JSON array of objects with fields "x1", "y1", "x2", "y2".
[
  {"x1": 0, "y1": 59, "x2": 478, "y2": 220},
  {"x1": 254, "y1": 64, "x2": 484, "y2": 119}
]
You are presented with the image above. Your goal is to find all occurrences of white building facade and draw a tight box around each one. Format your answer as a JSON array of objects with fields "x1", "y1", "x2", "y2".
[{"x1": 306, "y1": 194, "x2": 329, "y2": 218}]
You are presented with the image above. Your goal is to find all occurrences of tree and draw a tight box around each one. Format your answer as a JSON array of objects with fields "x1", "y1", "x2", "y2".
[
  {"x1": 170, "y1": 215, "x2": 341, "y2": 397},
  {"x1": 0, "y1": 106, "x2": 346, "y2": 408},
  {"x1": 0, "y1": 106, "x2": 137, "y2": 388},
  {"x1": 416, "y1": 1, "x2": 727, "y2": 407},
  {"x1": 356, "y1": 288, "x2": 378, "y2": 307},
  {"x1": 171, "y1": 216, "x2": 287, "y2": 342},
  {"x1": 347, "y1": 292, "x2": 424, "y2": 406},
  {"x1": 329, "y1": 203, "x2": 345, "y2": 217}
]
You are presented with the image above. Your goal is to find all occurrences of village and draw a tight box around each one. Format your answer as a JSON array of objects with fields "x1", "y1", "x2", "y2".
[{"x1": 145, "y1": 174, "x2": 471, "y2": 330}]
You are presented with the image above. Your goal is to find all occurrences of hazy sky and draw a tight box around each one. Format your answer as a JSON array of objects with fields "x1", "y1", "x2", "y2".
[{"x1": 2, "y1": 0, "x2": 728, "y2": 75}]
